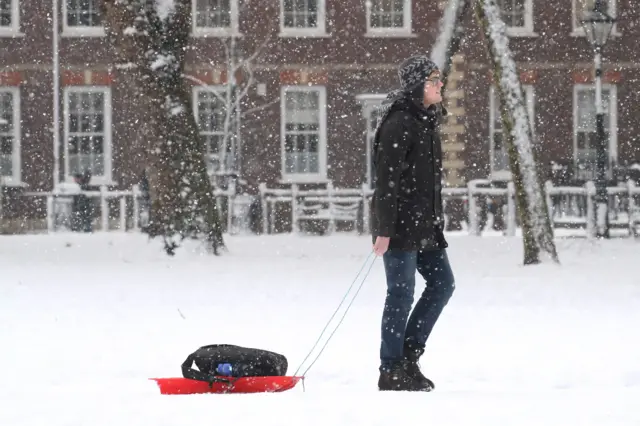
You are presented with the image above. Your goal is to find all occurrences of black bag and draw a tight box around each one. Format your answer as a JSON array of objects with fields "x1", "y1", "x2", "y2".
[{"x1": 181, "y1": 344, "x2": 288, "y2": 382}]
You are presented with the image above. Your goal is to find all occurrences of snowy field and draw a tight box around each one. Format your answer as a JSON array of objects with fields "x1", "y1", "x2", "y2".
[{"x1": 1, "y1": 232, "x2": 639, "y2": 425}]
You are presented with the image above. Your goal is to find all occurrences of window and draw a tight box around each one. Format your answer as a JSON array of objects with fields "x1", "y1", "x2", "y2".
[
  {"x1": 193, "y1": 87, "x2": 236, "y2": 174},
  {"x1": 193, "y1": 0, "x2": 239, "y2": 36},
  {"x1": 64, "y1": 0, "x2": 104, "y2": 36},
  {"x1": 572, "y1": 0, "x2": 618, "y2": 35},
  {"x1": 0, "y1": 88, "x2": 20, "y2": 184},
  {"x1": 280, "y1": 0, "x2": 326, "y2": 36},
  {"x1": 489, "y1": 85, "x2": 535, "y2": 180},
  {"x1": 573, "y1": 84, "x2": 617, "y2": 180},
  {"x1": 281, "y1": 86, "x2": 327, "y2": 181},
  {"x1": 496, "y1": 0, "x2": 534, "y2": 35},
  {"x1": 356, "y1": 94, "x2": 385, "y2": 188},
  {"x1": 0, "y1": 0, "x2": 20, "y2": 35},
  {"x1": 63, "y1": 87, "x2": 112, "y2": 184},
  {"x1": 366, "y1": 0, "x2": 412, "y2": 36}
]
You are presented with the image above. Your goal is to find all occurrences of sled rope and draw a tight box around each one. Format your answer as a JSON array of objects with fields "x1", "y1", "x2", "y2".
[{"x1": 294, "y1": 250, "x2": 377, "y2": 380}]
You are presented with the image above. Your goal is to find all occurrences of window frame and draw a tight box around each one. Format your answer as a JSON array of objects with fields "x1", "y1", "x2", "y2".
[
  {"x1": 62, "y1": 86, "x2": 113, "y2": 185},
  {"x1": 279, "y1": 0, "x2": 327, "y2": 38},
  {"x1": 365, "y1": 0, "x2": 413, "y2": 37},
  {"x1": 571, "y1": 0, "x2": 619, "y2": 37},
  {"x1": 280, "y1": 85, "x2": 328, "y2": 183},
  {"x1": 192, "y1": 85, "x2": 238, "y2": 175},
  {"x1": 488, "y1": 84, "x2": 535, "y2": 181},
  {"x1": 497, "y1": 0, "x2": 536, "y2": 37},
  {"x1": 0, "y1": 0, "x2": 21, "y2": 37},
  {"x1": 192, "y1": 0, "x2": 241, "y2": 37},
  {"x1": 572, "y1": 83, "x2": 618, "y2": 179},
  {"x1": 62, "y1": 0, "x2": 105, "y2": 37},
  {"x1": 0, "y1": 87, "x2": 21, "y2": 186}
]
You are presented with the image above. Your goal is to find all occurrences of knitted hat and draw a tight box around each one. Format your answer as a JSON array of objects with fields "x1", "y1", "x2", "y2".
[{"x1": 397, "y1": 55, "x2": 439, "y2": 92}]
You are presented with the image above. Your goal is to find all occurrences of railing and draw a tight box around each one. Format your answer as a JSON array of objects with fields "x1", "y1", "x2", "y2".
[
  {"x1": 22, "y1": 183, "x2": 238, "y2": 233},
  {"x1": 258, "y1": 182, "x2": 368, "y2": 235},
  {"x1": 30, "y1": 185, "x2": 145, "y2": 232},
  {"x1": 12, "y1": 179, "x2": 640, "y2": 238},
  {"x1": 258, "y1": 179, "x2": 640, "y2": 238}
]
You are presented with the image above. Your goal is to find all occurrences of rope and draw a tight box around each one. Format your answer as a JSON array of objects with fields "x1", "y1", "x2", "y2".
[{"x1": 293, "y1": 250, "x2": 378, "y2": 379}]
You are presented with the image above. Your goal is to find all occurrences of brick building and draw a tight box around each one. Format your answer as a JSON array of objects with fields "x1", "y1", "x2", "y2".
[
  {"x1": 0, "y1": 0, "x2": 638, "y2": 230},
  {"x1": 463, "y1": 0, "x2": 640, "y2": 185}
]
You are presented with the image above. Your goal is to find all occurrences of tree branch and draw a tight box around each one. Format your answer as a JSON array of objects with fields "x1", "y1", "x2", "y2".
[
  {"x1": 241, "y1": 97, "x2": 280, "y2": 118},
  {"x1": 181, "y1": 73, "x2": 227, "y2": 103}
]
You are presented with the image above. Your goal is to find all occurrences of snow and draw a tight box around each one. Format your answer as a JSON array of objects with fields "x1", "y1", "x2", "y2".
[
  {"x1": 171, "y1": 105, "x2": 185, "y2": 115},
  {"x1": 150, "y1": 54, "x2": 172, "y2": 71},
  {"x1": 114, "y1": 62, "x2": 137, "y2": 70},
  {"x1": 431, "y1": 0, "x2": 465, "y2": 69},
  {"x1": 1, "y1": 232, "x2": 639, "y2": 425},
  {"x1": 155, "y1": 0, "x2": 175, "y2": 21},
  {"x1": 164, "y1": 95, "x2": 185, "y2": 116},
  {"x1": 481, "y1": 0, "x2": 557, "y2": 262}
]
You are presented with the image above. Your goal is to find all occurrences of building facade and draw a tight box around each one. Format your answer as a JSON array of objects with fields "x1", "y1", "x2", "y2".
[
  {"x1": 463, "y1": 0, "x2": 640, "y2": 185},
  {"x1": 0, "y1": 0, "x2": 638, "y2": 230}
]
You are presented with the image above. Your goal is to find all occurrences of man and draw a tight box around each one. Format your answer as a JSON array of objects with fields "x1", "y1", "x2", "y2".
[{"x1": 370, "y1": 55, "x2": 456, "y2": 392}]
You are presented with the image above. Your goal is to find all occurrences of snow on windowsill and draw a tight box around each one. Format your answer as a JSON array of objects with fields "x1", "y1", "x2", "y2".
[
  {"x1": 61, "y1": 27, "x2": 106, "y2": 38},
  {"x1": 191, "y1": 29, "x2": 243, "y2": 38},
  {"x1": 0, "y1": 178, "x2": 28, "y2": 188},
  {"x1": 278, "y1": 30, "x2": 330, "y2": 39},
  {"x1": 61, "y1": 178, "x2": 118, "y2": 188},
  {"x1": 364, "y1": 29, "x2": 416, "y2": 38},
  {"x1": 355, "y1": 93, "x2": 387, "y2": 102},
  {"x1": 0, "y1": 30, "x2": 25, "y2": 38},
  {"x1": 570, "y1": 28, "x2": 622, "y2": 38},
  {"x1": 279, "y1": 175, "x2": 330, "y2": 185},
  {"x1": 506, "y1": 29, "x2": 538, "y2": 37},
  {"x1": 491, "y1": 171, "x2": 513, "y2": 181}
]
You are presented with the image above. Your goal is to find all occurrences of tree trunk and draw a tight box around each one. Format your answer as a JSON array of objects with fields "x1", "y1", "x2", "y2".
[
  {"x1": 103, "y1": 0, "x2": 224, "y2": 255},
  {"x1": 430, "y1": 0, "x2": 470, "y2": 93},
  {"x1": 473, "y1": 0, "x2": 559, "y2": 265}
]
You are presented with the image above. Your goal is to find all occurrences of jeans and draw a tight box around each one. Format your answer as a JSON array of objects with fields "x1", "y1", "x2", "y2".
[{"x1": 380, "y1": 248, "x2": 455, "y2": 371}]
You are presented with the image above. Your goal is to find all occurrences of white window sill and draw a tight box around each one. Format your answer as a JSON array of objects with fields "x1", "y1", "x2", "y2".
[
  {"x1": 62, "y1": 27, "x2": 106, "y2": 37},
  {"x1": 570, "y1": 29, "x2": 622, "y2": 38},
  {"x1": 490, "y1": 171, "x2": 512, "y2": 181},
  {"x1": 62, "y1": 178, "x2": 117, "y2": 187},
  {"x1": 0, "y1": 178, "x2": 28, "y2": 188},
  {"x1": 279, "y1": 175, "x2": 329, "y2": 184},
  {"x1": 191, "y1": 29, "x2": 243, "y2": 38},
  {"x1": 0, "y1": 30, "x2": 25, "y2": 38},
  {"x1": 278, "y1": 30, "x2": 330, "y2": 38},
  {"x1": 364, "y1": 29, "x2": 416, "y2": 38},
  {"x1": 356, "y1": 93, "x2": 387, "y2": 102},
  {"x1": 506, "y1": 30, "x2": 538, "y2": 37}
]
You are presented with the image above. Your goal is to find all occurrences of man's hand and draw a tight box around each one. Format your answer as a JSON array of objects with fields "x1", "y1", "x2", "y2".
[{"x1": 373, "y1": 236, "x2": 391, "y2": 256}]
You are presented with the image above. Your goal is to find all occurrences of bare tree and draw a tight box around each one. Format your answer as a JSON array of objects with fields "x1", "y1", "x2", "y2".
[
  {"x1": 474, "y1": 0, "x2": 559, "y2": 264},
  {"x1": 103, "y1": 0, "x2": 225, "y2": 255},
  {"x1": 183, "y1": 36, "x2": 277, "y2": 182}
]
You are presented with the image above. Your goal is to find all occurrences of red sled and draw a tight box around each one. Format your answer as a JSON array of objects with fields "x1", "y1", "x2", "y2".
[{"x1": 150, "y1": 376, "x2": 303, "y2": 395}]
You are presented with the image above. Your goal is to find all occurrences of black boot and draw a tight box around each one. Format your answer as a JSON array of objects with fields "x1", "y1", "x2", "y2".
[
  {"x1": 403, "y1": 345, "x2": 435, "y2": 391},
  {"x1": 378, "y1": 363, "x2": 422, "y2": 391}
]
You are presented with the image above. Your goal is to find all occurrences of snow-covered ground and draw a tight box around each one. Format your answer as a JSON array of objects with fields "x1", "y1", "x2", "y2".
[{"x1": 1, "y1": 232, "x2": 639, "y2": 425}]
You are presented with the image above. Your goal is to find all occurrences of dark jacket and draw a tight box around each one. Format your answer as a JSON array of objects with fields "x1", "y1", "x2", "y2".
[{"x1": 370, "y1": 95, "x2": 448, "y2": 251}]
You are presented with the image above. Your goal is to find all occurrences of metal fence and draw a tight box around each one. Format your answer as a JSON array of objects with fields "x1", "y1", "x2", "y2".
[
  {"x1": 258, "y1": 179, "x2": 640, "y2": 238},
  {"x1": 8, "y1": 179, "x2": 640, "y2": 238}
]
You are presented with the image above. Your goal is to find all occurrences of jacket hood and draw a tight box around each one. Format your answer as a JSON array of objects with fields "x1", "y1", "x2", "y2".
[{"x1": 373, "y1": 90, "x2": 448, "y2": 140}]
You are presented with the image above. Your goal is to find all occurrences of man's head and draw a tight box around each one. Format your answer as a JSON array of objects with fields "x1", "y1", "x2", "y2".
[{"x1": 398, "y1": 55, "x2": 443, "y2": 106}]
